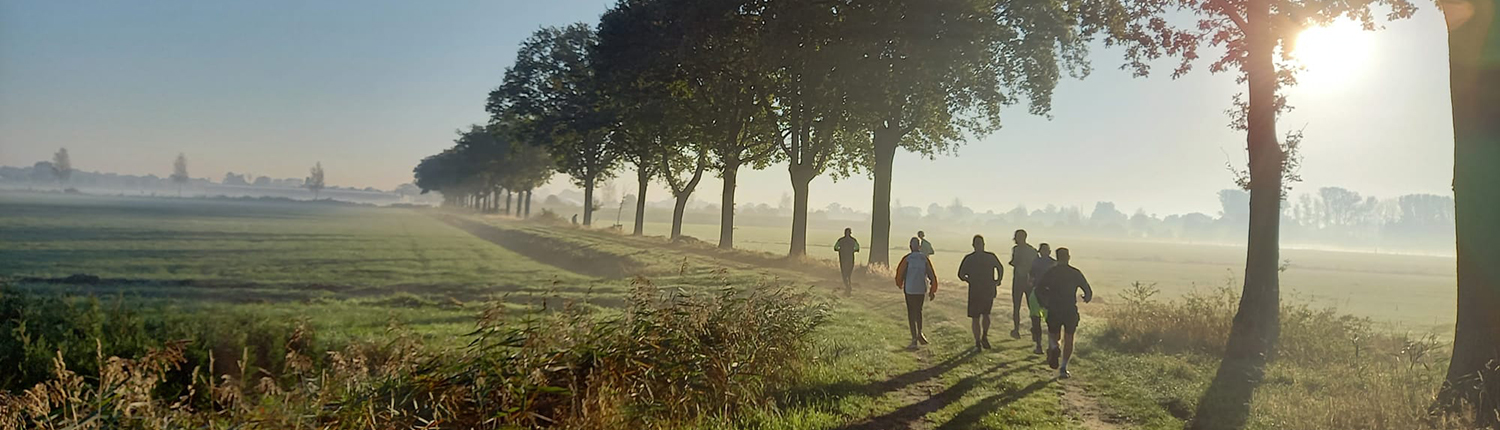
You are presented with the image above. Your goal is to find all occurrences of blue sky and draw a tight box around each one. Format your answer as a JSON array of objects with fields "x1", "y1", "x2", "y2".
[{"x1": 0, "y1": 0, "x2": 1454, "y2": 215}]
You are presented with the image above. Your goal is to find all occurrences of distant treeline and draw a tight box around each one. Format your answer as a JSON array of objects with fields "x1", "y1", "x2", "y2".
[
  {"x1": 0, "y1": 162, "x2": 435, "y2": 205},
  {"x1": 533, "y1": 187, "x2": 1455, "y2": 253}
]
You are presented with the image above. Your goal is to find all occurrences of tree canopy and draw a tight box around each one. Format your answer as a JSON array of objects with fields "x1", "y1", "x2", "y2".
[{"x1": 489, "y1": 24, "x2": 619, "y2": 225}]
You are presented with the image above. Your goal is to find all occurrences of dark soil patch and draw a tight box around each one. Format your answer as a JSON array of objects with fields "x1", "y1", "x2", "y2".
[{"x1": 434, "y1": 215, "x2": 638, "y2": 278}]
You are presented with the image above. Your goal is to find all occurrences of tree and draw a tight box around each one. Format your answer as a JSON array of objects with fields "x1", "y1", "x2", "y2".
[
  {"x1": 222, "y1": 172, "x2": 249, "y2": 186},
  {"x1": 659, "y1": 148, "x2": 710, "y2": 240},
  {"x1": 51, "y1": 148, "x2": 71, "y2": 186},
  {"x1": 838, "y1": 0, "x2": 1095, "y2": 265},
  {"x1": 498, "y1": 135, "x2": 554, "y2": 219},
  {"x1": 1435, "y1": 0, "x2": 1499, "y2": 423},
  {"x1": 1109, "y1": 0, "x2": 1417, "y2": 424},
  {"x1": 305, "y1": 162, "x2": 326, "y2": 200},
  {"x1": 29, "y1": 161, "x2": 55, "y2": 188},
  {"x1": 666, "y1": 0, "x2": 780, "y2": 249},
  {"x1": 1393, "y1": 194, "x2": 1454, "y2": 230},
  {"x1": 1089, "y1": 202, "x2": 1129, "y2": 229},
  {"x1": 490, "y1": 24, "x2": 619, "y2": 227},
  {"x1": 595, "y1": 0, "x2": 750, "y2": 241},
  {"x1": 763, "y1": 0, "x2": 866, "y2": 256},
  {"x1": 394, "y1": 183, "x2": 422, "y2": 200},
  {"x1": 1217, "y1": 189, "x2": 1251, "y2": 223},
  {"x1": 170, "y1": 153, "x2": 189, "y2": 197},
  {"x1": 1317, "y1": 186, "x2": 1371, "y2": 228},
  {"x1": 595, "y1": 0, "x2": 686, "y2": 235}
]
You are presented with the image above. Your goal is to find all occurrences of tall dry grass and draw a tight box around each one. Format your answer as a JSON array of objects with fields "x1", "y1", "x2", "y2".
[
  {"x1": 1099, "y1": 280, "x2": 1480, "y2": 429},
  {"x1": 0, "y1": 280, "x2": 829, "y2": 429}
]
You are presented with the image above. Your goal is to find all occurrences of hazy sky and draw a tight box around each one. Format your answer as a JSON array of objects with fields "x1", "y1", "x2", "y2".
[{"x1": 0, "y1": 0, "x2": 1454, "y2": 215}]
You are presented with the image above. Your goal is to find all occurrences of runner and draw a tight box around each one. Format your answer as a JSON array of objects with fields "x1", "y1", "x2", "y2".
[
  {"x1": 895, "y1": 237, "x2": 938, "y2": 350},
  {"x1": 1035, "y1": 247, "x2": 1093, "y2": 379},
  {"x1": 1007, "y1": 230, "x2": 1038, "y2": 339},
  {"x1": 1028, "y1": 243, "x2": 1057, "y2": 354},
  {"x1": 834, "y1": 228, "x2": 860, "y2": 294},
  {"x1": 917, "y1": 231, "x2": 936, "y2": 255},
  {"x1": 957, "y1": 235, "x2": 1003, "y2": 351}
]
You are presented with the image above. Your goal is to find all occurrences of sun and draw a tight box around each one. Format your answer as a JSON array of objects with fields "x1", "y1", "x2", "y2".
[{"x1": 1290, "y1": 19, "x2": 1377, "y2": 91}]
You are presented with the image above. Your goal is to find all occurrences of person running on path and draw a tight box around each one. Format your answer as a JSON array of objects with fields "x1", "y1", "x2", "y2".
[
  {"x1": 1035, "y1": 247, "x2": 1092, "y2": 379},
  {"x1": 957, "y1": 234, "x2": 1003, "y2": 351},
  {"x1": 1007, "y1": 230, "x2": 1038, "y2": 339},
  {"x1": 834, "y1": 228, "x2": 860, "y2": 294},
  {"x1": 917, "y1": 231, "x2": 936, "y2": 255},
  {"x1": 1028, "y1": 243, "x2": 1057, "y2": 354},
  {"x1": 895, "y1": 237, "x2": 938, "y2": 350}
]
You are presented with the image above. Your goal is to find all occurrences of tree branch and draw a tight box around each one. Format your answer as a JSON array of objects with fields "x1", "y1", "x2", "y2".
[{"x1": 1207, "y1": 0, "x2": 1249, "y2": 31}]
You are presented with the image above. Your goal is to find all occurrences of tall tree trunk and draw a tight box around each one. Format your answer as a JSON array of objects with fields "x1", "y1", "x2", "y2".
[
  {"x1": 506, "y1": 190, "x2": 514, "y2": 216},
  {"x1": 634, "y1": 164, "x2": 649, "y2": 236},
  {"x1": 1190, "y1": 0, "x2": 1283, "y2": 428},
  {"x1": 583, "y1": 179, "x2": 595, "y2": 227},
  {"x1": 868, "y1": 127, "x2": 900, "y2": 266},
  {"x1": 788, "y1": 165, "x2": 815, "y2": 257},
  {"x1": 665, "y1": 152, "x2": 707, "y2": 241},
  {"x1": 1438, "y1": 0, "x2": 1500, "y2": 424},
  {"x1": 718, "y1": 160, "x2": 741, "y2": 249},
  {"x1": 671, "y1": 193, "x2": 689, "y2": 240},
  {"x1": 524, "y1": 190, "x2": 533, "y2": 218}
]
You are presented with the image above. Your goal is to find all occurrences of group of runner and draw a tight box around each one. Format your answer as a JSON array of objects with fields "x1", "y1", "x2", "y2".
[{"x1": 834, "y1": 229, "x2": 1093, "y2": 379}]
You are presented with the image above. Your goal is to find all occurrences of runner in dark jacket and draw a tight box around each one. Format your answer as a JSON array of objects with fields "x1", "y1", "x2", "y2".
[
  {"x1": 1035, "y1": 247, "x2": 1092, "y2": 379},
  {"x1": 835, "y1": 228, "x2": 860, "y2": 294}
]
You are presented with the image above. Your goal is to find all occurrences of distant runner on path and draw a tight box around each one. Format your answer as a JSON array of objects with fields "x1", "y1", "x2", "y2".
[
  {"x1": 895, "y1": 237, "x2": 938, "y2": 351},
  {"x1": 1036, "y1": 247, "x2": 1093, "y2": 379},
  {"x1": 1029, "y1": 243, "x2": 1057, "y2": 354},
  {"x1": 918, "y1": 231, "x2": 936, "y2": 255},
  {"x1": 835, "y1": 228, "x2": 861, "y2": 294},
  {"x1": 957, "y1": 235, "x2": 1003, "y2": 351},
  {"x1": 1007, "y1": 230, "x2": 1038, "y2": 340}
]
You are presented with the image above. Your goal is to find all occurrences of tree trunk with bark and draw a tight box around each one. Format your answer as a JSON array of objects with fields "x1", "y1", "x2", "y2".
[
  {"x1": 582, "y1": 178, "x2": 595, "y2": 227},
  {"x1": 634, "y1": 164, "x2": 649, "y2": 236},
  {"x1": 1190, "y1": 0, "x2": 1283, "y2": 428},
  {"x1": 868, "y1": 127, "x2": 901, "y2": 266},
  {"x1": 664, "y1": 152, "x2": 707, "y2": 240},
  {"x1": 788, "y1": 164, "x2": 815, "y2": 257},
  {"x1": 718, "y1": 159, "x2": 741, "y2": 249},
  {"x1": 524, "y1": 190, "x2": 533, "y2": 218},
  {"x1": 1438, "y1": 0, "x2": 1500, "y2": 424}
]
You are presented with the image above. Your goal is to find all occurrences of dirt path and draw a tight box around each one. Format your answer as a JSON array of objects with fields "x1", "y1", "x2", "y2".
[{"x1": 1062, "y1": 380, "x2": 1126, "y2": 430}]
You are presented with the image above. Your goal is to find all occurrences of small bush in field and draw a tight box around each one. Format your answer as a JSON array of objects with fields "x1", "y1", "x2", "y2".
[{"x1": 529, "y1": 208, "x2": 566, "y2": 225}]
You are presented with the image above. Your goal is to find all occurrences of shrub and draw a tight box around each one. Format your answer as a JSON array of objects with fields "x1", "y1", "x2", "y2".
[
  {"x1": 529, "y1": 208, "x2": 566, "y2": 225},
  {"x1": 0, "y1": 280, "x2": 830, "y2": 429},
  {"x1": 1095, "y1": 280, "x2": 1470, "y2": 429},
  {"x1": 0, "y1": 286, "x2": 307, "y2": 395}
]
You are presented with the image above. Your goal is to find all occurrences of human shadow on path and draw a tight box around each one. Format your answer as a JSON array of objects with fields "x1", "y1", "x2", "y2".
[
  {"x1": 932, "y1": 379, "x2": 1053, "y2": 430},
  {"x1": 836, "y1": 360, "x2": 1042, "y2": 430},
  {"x1": 780, "y1": 349, "x2": 986, "y2": 409}
]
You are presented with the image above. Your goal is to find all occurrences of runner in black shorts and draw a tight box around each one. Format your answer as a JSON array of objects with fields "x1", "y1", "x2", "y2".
[
  {"x1": 957, "y1": 235, "x2": 1003, "y2": 351},
  {"x1": 1035, "y1": 247, "x2": 1092, "y2": 379}
]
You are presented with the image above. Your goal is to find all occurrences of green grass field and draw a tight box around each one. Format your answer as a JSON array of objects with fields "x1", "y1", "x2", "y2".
[{"x1": 0, "y1": 192, "x2": 1464, "y2": 429}]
